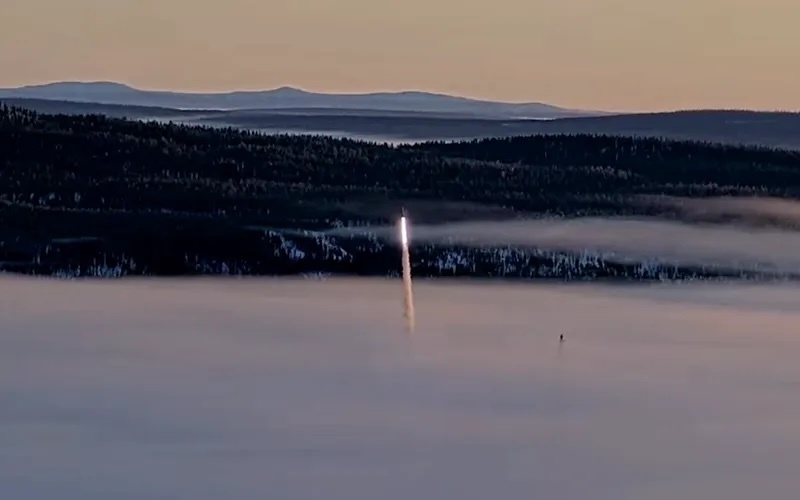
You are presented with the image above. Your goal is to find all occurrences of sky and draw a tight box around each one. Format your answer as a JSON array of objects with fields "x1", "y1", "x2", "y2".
[{"x1": 2, "y1": 0, "x2": 799, "y2": 111}]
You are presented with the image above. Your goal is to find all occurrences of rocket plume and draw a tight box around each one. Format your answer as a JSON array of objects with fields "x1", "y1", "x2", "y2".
[{"x1": 400, "y1": 215, "x2": 416, "y2": 332}]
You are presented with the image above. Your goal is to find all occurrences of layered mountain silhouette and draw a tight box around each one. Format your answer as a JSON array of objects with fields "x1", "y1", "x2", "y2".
[
  {"x1": 0, "y1": 81, "x2": 599, "y2": 119},
  {"x1": 3, "y1": 81, "x2": 800, "y2": 149}
]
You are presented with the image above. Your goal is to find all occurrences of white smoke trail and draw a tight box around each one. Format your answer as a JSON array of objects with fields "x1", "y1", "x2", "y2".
[{"x1": 400, "y1": 216, "x2": 416, "y2": 332}]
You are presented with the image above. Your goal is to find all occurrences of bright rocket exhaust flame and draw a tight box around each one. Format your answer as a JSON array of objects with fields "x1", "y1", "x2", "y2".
[{"x1": 400, "y1": 216, "x2": 415, "y2": 332}]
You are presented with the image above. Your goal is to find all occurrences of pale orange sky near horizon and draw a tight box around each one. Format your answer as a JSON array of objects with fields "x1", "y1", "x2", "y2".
[{"x1": 2, "y1": 0, "x2": 799, "y2": 112}]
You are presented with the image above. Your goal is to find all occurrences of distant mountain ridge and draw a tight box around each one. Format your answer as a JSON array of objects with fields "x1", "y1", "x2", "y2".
[{"x1": 0, "y1": 81, "x2": 599, "y2": 119}]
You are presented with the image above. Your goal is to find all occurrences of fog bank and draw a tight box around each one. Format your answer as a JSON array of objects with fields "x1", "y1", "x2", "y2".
[
  {"x1": 339, "y1": 212, "x2": 800, "y2": 273},
  {"x1": 647, "y1": 196, "x2": 800, "y2": 226}
]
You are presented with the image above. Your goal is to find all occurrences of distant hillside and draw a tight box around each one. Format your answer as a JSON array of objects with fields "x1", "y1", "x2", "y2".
[
  {"x1": 0, "y1": 81, "x2": 596, "y2": 119},
  {"x1": 4, "y1": 97, "x2": 800, "y2": 149}
]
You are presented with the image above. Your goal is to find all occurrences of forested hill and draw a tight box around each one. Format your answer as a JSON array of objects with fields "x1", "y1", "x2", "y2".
[
  {"x1": 408, "y1": 135, "x2": 800, "y2": 192},
  {"x1": 2, "y1": 104, "x2": 800, "y2": 280}
]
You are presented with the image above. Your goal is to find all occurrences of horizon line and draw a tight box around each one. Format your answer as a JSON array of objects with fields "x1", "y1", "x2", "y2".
[{"x1": 1, "y1": 79, "x2": 597, "y2": 112}]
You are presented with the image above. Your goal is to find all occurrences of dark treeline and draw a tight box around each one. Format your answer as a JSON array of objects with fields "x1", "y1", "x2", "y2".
[
  {"x1": 3, "y1": 104, "x2": 800, "y2": 279},
  {"x1": 406, "y1": 135, "x2": 800, "y2": 196}
]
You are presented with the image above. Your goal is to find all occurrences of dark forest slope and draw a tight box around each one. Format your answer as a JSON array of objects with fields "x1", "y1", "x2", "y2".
[{"x1": 2, "y1": 104, "x2": 800, "y2": 280}]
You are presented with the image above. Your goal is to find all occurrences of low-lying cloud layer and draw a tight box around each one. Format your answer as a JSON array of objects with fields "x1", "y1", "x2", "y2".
[{"x1": 2, "y1": 277, "x2": 800, "y2": 499}]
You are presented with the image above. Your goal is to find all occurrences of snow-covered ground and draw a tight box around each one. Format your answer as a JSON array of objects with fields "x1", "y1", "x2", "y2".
[{"x1": 2, "y1": 276, "x2": 800, "y2": 499}]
